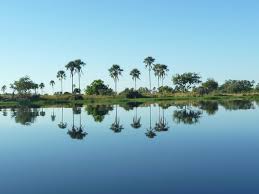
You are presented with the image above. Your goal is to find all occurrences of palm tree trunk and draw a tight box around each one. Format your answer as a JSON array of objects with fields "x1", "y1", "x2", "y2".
[
  {"x1": 158, "y1": 77, "x2": 160, "y2": 89},
  {"x1": 135, "y1": 79, "x2": 137, "y2": 91},
  {"x1": 61, "y1": 79, "x2": 63, "y2": 94},
  {"x1": 72, "y1": 74, "x2": 74, "y2": 94},
  {"x1": 78, "y1": 73, "x2": 81, "y2": 94},
  {"x1": 149, "y1": 67, "x2": 151, "y2": 92}
]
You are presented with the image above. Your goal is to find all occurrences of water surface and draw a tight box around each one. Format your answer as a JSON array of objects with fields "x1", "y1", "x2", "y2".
[{"x1": 0, "y1": 100, "x2": 258, "y2": 194}]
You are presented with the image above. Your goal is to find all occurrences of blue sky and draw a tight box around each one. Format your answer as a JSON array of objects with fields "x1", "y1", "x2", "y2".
[{"x1": 1, "y1": 0, "x2": 259, "y2": 92}]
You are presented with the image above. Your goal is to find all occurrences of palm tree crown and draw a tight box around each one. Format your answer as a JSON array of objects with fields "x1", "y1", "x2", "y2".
[
  {"x1": 144, "y1": 56, "x2": 155, "y2": 91},
  {"x1": 65, "y1": 61, "x2": 77, "y2": 93},
  {"x1": 130, "y1": 68, "x2": 141, "y2": 90},
  {"x1": 108, "y1": 64, "x2": 123, "y2": 93},
  {"x1": 50, "y1": 80, "x2": 55, "y2": 94},
  {"x1": 57, "y1": 70, "x2": 66, "y2": 94},
  {"x1": 74, "y1": 59, "x2": 86, "y2": 93}
]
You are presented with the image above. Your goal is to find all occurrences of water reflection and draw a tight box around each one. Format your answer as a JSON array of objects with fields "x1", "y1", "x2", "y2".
[
  {"x1": 145, "y1": 105, "x2": 157, "y2": 138},
  {"x1": 85, "y1": 104, "x2": 113, "y2": 122},
  {"x1": 131, "y1": 106, "x2": 142, "y2": 129},
  {"x1": 110, "y1": 105, "x2": 124, "y2": 133},
  {"x1": 68, "y1": 106, "x2": 87, "y2": 140},
  {"x1": 11, "y1": 107, "x2": 39, "y2": 126},
  {"x1": 1, "y1": 100, "x2": 257, "y2": 140},
  {"x1": 154, "y1": 106, "x2": 169, "y2": 132},
  {"x1": 173, "y1": 106, "x2": 202, "y2": 125},
  {"x1": 58, "y1": 107, "x2": 67, "y2": 129}
]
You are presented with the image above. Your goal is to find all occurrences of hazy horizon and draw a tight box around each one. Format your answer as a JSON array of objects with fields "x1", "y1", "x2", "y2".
[{"x1": 1, "y1": 0, "x2": 259, "y2": 93}]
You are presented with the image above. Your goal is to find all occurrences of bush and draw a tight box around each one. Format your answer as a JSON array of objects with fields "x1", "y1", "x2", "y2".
[
  {"x1": 69, "y1": 95, "x2": 84, "y2": 101},
  {"x1": 158, "y1": 86, "x2": 174, "y2": 94},
  {"x1": 220, "y1": 80, "x2": 255, "y2": 93},
  {"x1": 202, "y1": 79, "x2": 218, "y2": 93},
  {"x1": 85, "y1": 80, "x2": 114, "y2": 96},
  {"x1": 120, "y1": 88, "x2": 144, "y2": 98}
]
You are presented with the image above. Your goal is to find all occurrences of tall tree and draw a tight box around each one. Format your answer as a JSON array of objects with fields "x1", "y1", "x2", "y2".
[
  {"x1": 65, "y1": 61, "x2": 77, "y2": 94},
  {"x1": 153, "y1": 64, "x2": 161, "y2": 88},
  {"x1": 57, "y1": 70, "x2": 66, "y2": 94},
  {"x1": 1, "y1": 85, "x2": 7, "y2": 94},
  {"x1": 144, "y1": 56, "x2": 155, "y2": 91},
  {"x1": 39, "y1": 83, "x2": 45, "y2": 95},
  {"x1": 74, "y1": 59, "x2": 86, "y2": 94},
  {"x1": 49, "y1": 80, "x2": 55, "y2": 94},
  {"x1": 159, "y1": 64, "x2": 169, "y2": 87},
  {"x1": 130, "y1": 68, "x2": 141, "y2": 90},
  {"x1": 108, "y1": 64, "x2": 123, "y2": 94}
]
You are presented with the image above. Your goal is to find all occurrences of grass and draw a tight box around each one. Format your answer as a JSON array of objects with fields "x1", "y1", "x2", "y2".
[{"x1": 0, "y1": 92, "x2": 259, "y2": 108}]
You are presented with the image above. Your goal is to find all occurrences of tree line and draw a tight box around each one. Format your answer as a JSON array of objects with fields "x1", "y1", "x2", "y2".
[{"x1": 1, "y1": 56, "x2": 259, "y2": 98}]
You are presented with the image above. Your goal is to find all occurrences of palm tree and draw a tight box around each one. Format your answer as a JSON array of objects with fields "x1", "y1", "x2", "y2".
[
  {"x1": 57, "y1": 70, "x2": 66, "y2": 94},
  {"x1": 130, "y1": 68, "x2": 141, "y2": 90},
  {"x1": 153, "y1": 64, "x2": 161, "y2": 88},
  {"x1": 1, "y1": 85, "x2": 7, "y2": 94},
  {"x1": 74, "y1": 59, "x2": 86, "y2": 94},
  {"x1": 108, "y1": 64, "x2": 123, "y2": 94},
  {"x1": 160, "y1": 64, "x2": 169, "y2": 86},
  {"x1": 144, "y1": 56, "x2": 155, "y2": 91},
  {"x1": 49, "y1": 80, "x2": 55, "y2": 94},
  {"x1": 65, "y1": 61, "x2": 77, "y2": 94},
  {"x1": 39, "y1": 83, "x2": 45, "y2": 95}
]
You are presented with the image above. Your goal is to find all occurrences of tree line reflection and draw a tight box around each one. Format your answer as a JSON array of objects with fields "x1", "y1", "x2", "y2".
[{"x1": 0, "y1": 99, "x2": 258, "y2": 140}]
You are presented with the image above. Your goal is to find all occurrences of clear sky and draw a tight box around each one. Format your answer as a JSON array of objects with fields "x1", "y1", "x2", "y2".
[{"x1": 1, "y1": 0, "x2": 259, "y2": 93}]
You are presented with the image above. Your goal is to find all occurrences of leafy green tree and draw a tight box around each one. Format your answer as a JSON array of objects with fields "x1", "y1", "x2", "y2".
[
  {"x1": 74, "y1": 59, "x2": 86, "y2": 94},
  {"x1": 172, "y1": 72, "x2": 202, "y2": 92},
  {"x1": 85, "y1": 79, "x2": 114, "y2": 95},
  {"x1": 57, "y1": 70, "x2": 66, "y2": 94},
  {"x1": 1, "y1": 85, "x2": 7, "y2": 94},
  {"x1": 130, "y1": 68, "x2": 141, "y2": 90},
  {"x1": 39, "y1": 83, "x2": 45, "y2": 94},
  {"x1": 108, "y1": 64, "x2": 123, "y2": 93},
  {"x1": 50, "y1": 80, "x2": 55, "y2": 94},
  {"x1": 202, "y1": 79, "x2": 218, "y2": 93},
  {"x1": 13, "y1": 76, "x2": 35, "y2": 95},
  {"x1": 10, "y1": 84, "x2": 16, "y2": 98},
  {"x1": 65, "y1": 61, "x2": 77, "y2": 94},
  {"x1": 255, "y1": 83, "x2": 259, "y2": 92},
  {"x1": 144, "y1": 56, "x2": 155, "y2": 91},
  {"x1": 220, "y1": 80, "x2": 255, "y2": 93}
]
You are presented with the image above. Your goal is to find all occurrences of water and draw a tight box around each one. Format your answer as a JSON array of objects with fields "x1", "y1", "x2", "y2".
[{"x1": 0, "y1": 100, "x2": 258, "y2": 194}]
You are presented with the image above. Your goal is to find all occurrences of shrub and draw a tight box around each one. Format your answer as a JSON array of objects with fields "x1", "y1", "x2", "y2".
[
  {"x1": 85, "y1": 80, "x2": 114, "y2": 95},
  {"x1": 220, "y1": 80, "x2": 255, "y2": 93},
  {"x1": 120, "y1": 88, "x2": 144, "y2": 98}
]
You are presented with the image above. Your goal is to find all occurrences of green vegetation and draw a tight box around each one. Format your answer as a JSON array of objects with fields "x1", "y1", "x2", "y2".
[{"x1": 1, "y1": 56, "x2": 259, "y2": 106}]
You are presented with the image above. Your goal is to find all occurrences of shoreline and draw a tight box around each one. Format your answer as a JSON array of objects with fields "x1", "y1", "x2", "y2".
[{"x1": 0, "y1": 94, "x2": 259, "y2": 108}]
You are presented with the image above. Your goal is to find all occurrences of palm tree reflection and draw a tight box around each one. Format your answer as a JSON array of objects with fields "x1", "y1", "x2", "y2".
[
  {"x1": 51, "y1": 108, "x2": 56, "y2": 122},
  {"x1": 58, "y1": 107, "x2": 67, "y2": 129},
  {"x1": 131, "y1": 106, "x2": 142, "y2": 129},
  {"x1": 145, "y1": 105, "x2": 156, "y2": 138},
  {"x1": 110, "y1": 105, "x2": 124, "y2": 133},
  {"x1": 154, "y1": 106, "x2": 169, "y2": 132},
  {"x1": 67, "y1": 106, "x2": 87, "y2": 140}
]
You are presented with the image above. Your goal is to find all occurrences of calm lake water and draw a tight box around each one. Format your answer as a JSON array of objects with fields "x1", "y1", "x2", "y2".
[{"x1": 0, "y1": 100, "x2": 259, "y2": 194}]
